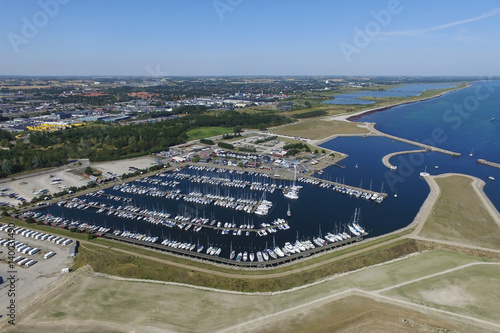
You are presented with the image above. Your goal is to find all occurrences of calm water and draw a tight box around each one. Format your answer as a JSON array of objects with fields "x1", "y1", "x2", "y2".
[
  {"x1": 37, "y1": 81, "x2": 500, "y2": 257},
  {"x1": 41, "y1": 166, "x2": 401, "y2": 257},
  {"x1": 324, "y1": 83, "x2": 456, "y2": 104},
  {"x1": 354, "y1": 80, "x2": 500, "y2": 209},
  {"x1": 359, "y1": 80, "x2": 500, "y2": 163}
]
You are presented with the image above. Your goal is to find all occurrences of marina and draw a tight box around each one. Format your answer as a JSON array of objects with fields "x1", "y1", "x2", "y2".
[
  {"x1": 28, "y1": 166, "x2": 378, "y2": 266},
  {"x1": 14, "y1": 80, "x2": 500, "y2": 268}
]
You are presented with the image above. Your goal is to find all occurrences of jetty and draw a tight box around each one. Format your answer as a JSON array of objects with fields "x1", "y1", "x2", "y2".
[
  {"x1": 477, "y1": 159, "x2": 500, "y2": 170},
  {"x1": 305, "y1": 176, "x2": 388, "y2": 199},
  {"x1": 382, "y1": 149, "x2": 427, "y2": 170},
  {"x1": 383, "y1": 133, "x2": 461, "y2": 157}
]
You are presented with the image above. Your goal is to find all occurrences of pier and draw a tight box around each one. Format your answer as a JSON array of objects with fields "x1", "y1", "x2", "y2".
[
  {"x1": 306, "y1": 176, "x2": 388, "y2": 198},
  {"x1": 103, "y1": 232, "x2": 367, "y2": 268},
  {"x1": 383, "y1": 133, "x2": 461, "y2": 157},
  {"x1": 477, "y1": 159, "x2": 500, "y2": 170},
  {"x1": 382, "y1": 149, "x2": 427, "y2": 170}
]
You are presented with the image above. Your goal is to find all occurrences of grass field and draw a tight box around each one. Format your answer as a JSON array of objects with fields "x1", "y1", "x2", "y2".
[
  {"x1": 186, "y1": 127, "x2": 234, "y2": 141},
  {"x1": 270, "y1": 119, "x2": 370, "y2": 139},
  {"x1": 342, "y1": 250, "x2": 498, "y2": 291},
  {"x1": 22, "y1": 286, "x2": 468, "y2": 333},
  {"x1": 384, "y1": 263, "x2": 500, "y2": 323},
  {"x1": 12, "y1": 250, "x2": 498, "y2": 333},
  {"x1": 419, "y1": 175, "x2": 500, "y2": 249},
  {"x1": 68, "y1": 238, "x2": 420, "y2": 292},
  {"x1": 251, "y1": 295, "x2": 469, "y2": 333}
]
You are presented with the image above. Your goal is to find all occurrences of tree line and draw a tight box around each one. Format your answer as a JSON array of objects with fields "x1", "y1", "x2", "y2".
[{"x1": 0, "y1": 111, "x2": 290, "y2": 178}]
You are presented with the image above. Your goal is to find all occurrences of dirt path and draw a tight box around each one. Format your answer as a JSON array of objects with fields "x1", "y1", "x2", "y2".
[
  {"x1": 411, "y1": 175, "x2": 441, "y2": 235},
  {"x1": 217, "y1": 286, "x2": 500, "y2": 333}
]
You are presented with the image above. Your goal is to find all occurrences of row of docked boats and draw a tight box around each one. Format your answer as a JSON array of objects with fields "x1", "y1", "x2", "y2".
[
  {"x1": 23, "y1": 204, "x2": 368, "y2": 264},
  {"x1": 112, "y1": 230, "x2": 159, "y2": 243},
  {"x1": 58, "y1": 195, "x2": 288, "y2": 237},
  {"x1": 231, "y1": 221, "x2": 367, "y2": 262},
  {"x1": 298, "y1": 177, "x2": 384, "y2": 204},
  {"x1": 113, "y1": 180, "x2": 273, "y2": 215},
  {"x1": 160, "y1": 239, "x2": 202, "y2": 252},
  {"x1": 172, "y1": 167, "x2": 277, "y2": 193},
  {"x1": 160, "y1": 239, "x2": 224, "y2": 257},
  {"x1": 283, "y1": 185, "x2": 301, "y2": 200},
  {"x1": 20, "y1": 210, "x2": 112, "y2": 235}
]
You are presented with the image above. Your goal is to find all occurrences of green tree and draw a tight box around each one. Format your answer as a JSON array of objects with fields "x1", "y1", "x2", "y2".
[
  {"x1": 85, "y1": 166, "x2": 93, "y2": 175},
  {"x1": 2, "y1": 159, "x2": 12, "y2": 175},
  {"x1": 32, "y1": 155, "x2": 41, "y2": 168},
  {"x1": 233, "y1": 125, "x2": 242, "y2": 135}
]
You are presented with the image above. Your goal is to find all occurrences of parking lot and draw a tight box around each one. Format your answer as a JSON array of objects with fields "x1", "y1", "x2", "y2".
[{"x1": 0, "y1": 223, "x2": 75, "y2": 320}]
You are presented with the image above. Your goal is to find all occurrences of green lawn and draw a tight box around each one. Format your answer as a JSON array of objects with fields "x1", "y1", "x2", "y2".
[
  {"x1": 419, "y1": 175, "x2": 500, "y2": 249},
  {"x1": 187, "y1": 127, "x2": 234, "y2": 141}
]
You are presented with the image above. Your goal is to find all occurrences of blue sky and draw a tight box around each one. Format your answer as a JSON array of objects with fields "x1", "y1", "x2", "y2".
[{"x1": 1, "y1": 0, "x2": 499, "y2": 76}]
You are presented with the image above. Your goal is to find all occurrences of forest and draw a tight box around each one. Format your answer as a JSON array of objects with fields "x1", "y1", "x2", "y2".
[{"x1": 0, "y1": 111, "x2": 290, "y2": 178}]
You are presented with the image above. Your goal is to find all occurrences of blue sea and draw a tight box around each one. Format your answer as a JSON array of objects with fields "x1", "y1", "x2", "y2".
[
  {"x1": 358, "y1": 81, "x2": 500, "y2": 163},
  {"x1": 348, "y1": 80, "x2": 500, "y2": 208}
]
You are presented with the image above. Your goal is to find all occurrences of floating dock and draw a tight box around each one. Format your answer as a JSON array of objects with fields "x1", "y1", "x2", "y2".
[{"x1": 306, "y1": 176, "x2": 388, "y2": 198}]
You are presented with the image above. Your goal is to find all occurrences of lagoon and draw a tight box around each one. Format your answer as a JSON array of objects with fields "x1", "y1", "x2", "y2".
[{"x1": 323, "y1": 83, "x2": 456, "y2": 104}]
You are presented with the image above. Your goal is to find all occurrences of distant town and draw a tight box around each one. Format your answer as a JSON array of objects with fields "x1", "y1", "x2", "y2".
[{"x1": 0, "y1": 76, "x2": 464, "y2": 133}]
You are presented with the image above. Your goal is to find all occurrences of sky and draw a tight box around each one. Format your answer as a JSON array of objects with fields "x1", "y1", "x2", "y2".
[{"x1": 1, "y1": 0, "x2": 500, "y2": 76}]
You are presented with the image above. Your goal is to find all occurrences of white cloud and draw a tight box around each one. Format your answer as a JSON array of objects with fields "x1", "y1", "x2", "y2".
[{"x1": 382, "y1": 7, "x2": 500, "y2": 37}]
